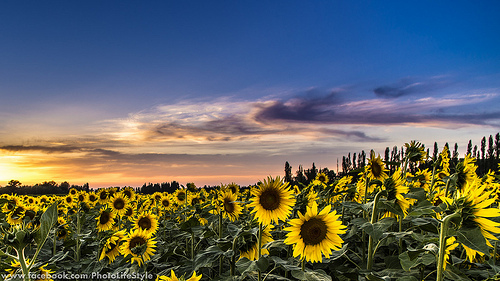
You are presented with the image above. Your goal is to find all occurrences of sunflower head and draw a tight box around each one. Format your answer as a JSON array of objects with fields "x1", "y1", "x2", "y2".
[
  {"x1": 175, "y1": 189, "x2": 187, "y2": 205},
  {"x1": 134, "y1": 212, "x2": 158, "y2": 236},
  {"x1": 108, "y1": 193, "x2": 129, "y2": 216},
  {"x1": 367, "y1": 152, "x2": 389, "y2": 181},
  {"x1": 404, "y1": 141, "x2": 427, "y2": 164},
  {"x1": 220, "y1": 190, "x2": 242, "y2": 222},
  {"x1": 313, "y1": 172, "x2": 329, "y2": 186},
  {"x1": 120, "y1": 229, "x2": 156, "y2": 267},
  {"x1": 96, "y1": 207, "x2": 116, "y2": 232},
  {"x1": 249, "y1": 176, "x2": 295, "y2": 226},
  {"x1": 284, "y1": 202, "x2": 347, "y2": 263}
]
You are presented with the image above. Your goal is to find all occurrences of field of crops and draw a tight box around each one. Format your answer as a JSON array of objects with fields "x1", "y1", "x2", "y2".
[{"x1": 2, "y1": 142, "x2": 500, "y2": 281}]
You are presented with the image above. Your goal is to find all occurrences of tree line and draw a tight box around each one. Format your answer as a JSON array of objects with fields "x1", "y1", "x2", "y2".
[{"x1": 285, "y1": 132, "x2": 500, "y2": 186}]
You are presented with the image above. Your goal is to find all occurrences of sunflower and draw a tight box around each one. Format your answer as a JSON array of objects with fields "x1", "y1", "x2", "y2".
[
  {"x1": 120, "y1": 228, "x2": 156, "y2": 266},
  {"x1": 124, "y1": 204, "x2": 136, "y2": 219},
  {"x1": 249, "y1": 176, "x2": 295, "y2": 226},
  {"x1": 87, "y1": 192, "x2": 99, "y2": 205},
  {"x1": 174, "y1": 189, "x2": 188, "y2": 205},
  {"x1": 57, "y1": 226, "x2": 71, "y2": 240},
  {"x1": 443, "y1": 236, "x2": 459, "y2": 270},
  {"x1": 454, "y1": 154, "x2": 478, "y2": 194},
  {"x1": 36, "y1": 264, "x2": 55, "y2": 281},
  {"x1": 284, "y1": 202, "x2": 347, "y2": 263},
  {"x1": 220, "y1": 190, "x2": 242, "y2": 222},
  {"x1": 100, "y1": 230, "x2": 127, "y2": 263},
  {"x1": 121, "y1": 186, "x2": 136, "y2": 201},
  {"x1": 134, "y1": 212, "x2": 159, "y2": 236},
  {"x1": 156, "y1": 270, "x2": 202, "y2": 281},
  {"x1": 188, "y1": 193, "x2": 202, "y2": 206},
  {"x1": 226, "y1": 183, "x2": 240, "y2": 195},
  {"x1": 7, "y1": 203, "x2": 26, "y2": 225},
  {"x1": 382, "y1": 169, "x2": 412, "y2": 217},
  {"x1": 96, "y1": 207, "x2": 116, "y2": 232},
  {"x1": 97, "y1": 189, "x2": 109, "y2": 204},
  {"x1": 404, "y1": 141, "x2": 427, "y2": 164},
  {"x1": 456, "y1": 180, "x2": 500, "y2": 262},
  {"x1": 75, "y1": 191, "x2": 87, "y2": 203},
  {"x1": 108, "y1": 192, "x2": 129, "y2": 216},
  {"x1": 238, "y1": 226, "x2": 273, "y2": 261},
  {"x1": 366, "y1": 152, "x2": 389, "y2": 181},
  {"x1": 313, "y1": 172, "x2": 329, "y2": 186},
  {"x1": 63, "y1": 194, "x2": 75, "y2": 207}
]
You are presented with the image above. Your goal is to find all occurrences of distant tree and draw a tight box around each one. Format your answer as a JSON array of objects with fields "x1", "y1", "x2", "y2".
[
  {"x1": 496, "y1": 133, "x2": 500, "y2": 159},
  {"x1": 481, "y1": 137, "x2": 486, "y2": 159},
  {"x1": 352, "y1": 153, "x2": 357, "y2": 169},
  {"x1": 284, "y1": 161, "x2": 292, "y2": 183},
  {"x1": 487, "y1": 135, "x2": 495, "y2": 159},
  {"x1": 467, "y1": 140, "x2": 472, "y2": 156},
  {"x1": 473, "y1": 145, "x2": 478, "y2": 159},
  {"x1": 444, "y1": 143, "x2": 450, "y2": 158},
  {"x1": 384, "y1": 147, "x2": 390, "y2": 164},
  {"x1": 8, "y1": 180, "x2": 22, "y2": 188},
  {"x1": 433, "y1": 142, "x2": 438, "y2": 161},
  {"x1": 452, "y1": 143, "x2": 459, "y2": 161},
  {"x1": 361, "y1": 150, "x2": 366, "y2": 167},
  {"x1": 295, "y1": 165, "x2": 306, "y2": 185},
  {"x1": 186, "y1": 182, "x2": 197, "y2": 192}
]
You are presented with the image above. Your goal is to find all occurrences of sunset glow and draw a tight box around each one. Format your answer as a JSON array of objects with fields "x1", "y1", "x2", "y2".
[{"x1": 1, "y1": 1, "x2": 499, "y2": 188}]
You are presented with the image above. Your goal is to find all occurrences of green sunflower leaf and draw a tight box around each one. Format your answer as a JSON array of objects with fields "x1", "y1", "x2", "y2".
[{"x1": 456, "y1": 227, "x2": 490, "y2": 254}]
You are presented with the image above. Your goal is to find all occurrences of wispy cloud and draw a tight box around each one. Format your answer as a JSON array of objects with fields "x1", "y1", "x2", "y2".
[{"x1": 373, "y1": 76, "x2": 452, "y2": 98}]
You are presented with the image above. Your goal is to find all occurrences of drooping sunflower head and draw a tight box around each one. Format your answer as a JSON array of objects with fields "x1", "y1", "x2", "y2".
[
  {"x1": 108, "y1": 192, "x2": 129, "y2": 216},
  {"x1": 76, "y1": 191, "x2": 88, "y2": 203},
  {"x1": 366, "y1": 152, "x2": 389, "y2": 181},
  {"x1": 454, "y1": 154, "x2": 478, "y2": 193},
  {"x1": 7, "y1": 203, "x2": 26, "y2": 225},
  {"x1": 404, "y1": 141, "x2": 427, "y2": 164},
  {"x1": 383, "y1": 169, "x2": 412, "y2": 217},
  {"x1": 96, "y1": 207, "x2": 116, "y2": 232},
  {"x1": 120, "y1": 228, "x2": 156, "y2": 267},
  {"x1": 100, "y1": 230, "x2": 127, "y2": 263},
  {"x1": 134, "y1": 212, "x2": 158, "y2": 236},
  {"x1": 249, "y1": 176, "x2": 295, "y2": 226},
  {"x1": 220, "y1": 190, "x2": 242, "y2": 222},
  {"x1": 284, "y1": 202, "x2": 347, "y2": 263},
  {"x1": 87, "y1": 192, "x2": 98, "y2": 205},
  {"x1": 457, "y1": 182, "x2": 500, "y2": 260},
  {"x1": 238, "y1": 225, "x2": 273, "y2": 261}
]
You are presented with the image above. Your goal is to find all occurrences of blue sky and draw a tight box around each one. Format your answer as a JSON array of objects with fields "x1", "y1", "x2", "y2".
[{"x1": 1, "y1": 1, "x2": 499, "y2": 187}]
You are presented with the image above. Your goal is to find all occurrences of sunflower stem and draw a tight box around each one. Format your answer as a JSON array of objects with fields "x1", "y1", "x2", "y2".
[
  {"x1": 437, "y1": 212, "x2": 460, "y2": 281},
  {"x1": 219, "y1": 210, "x2": 223, "y2": 276},
  {"x1": 398, "y1": 215, "x2": 403, "y2": 255},
  {"x1": 53, "y1": 228, "x2": 57, "y2": 256},
  {"x1": 17, "y1": 247, "x2": 31, "y2": 281},
  {"x1": 191, "y1": 231, "x2": 195, "y2": 261},
  {"x1": 367, "y1": 190, "x2": 384, "y2": 270},
  {"x1": 258, "y1": 223, "x2": 263, "y2": 281},
  {"x1": 301, "y1": 258, "x2": 305, "y2": 271}
]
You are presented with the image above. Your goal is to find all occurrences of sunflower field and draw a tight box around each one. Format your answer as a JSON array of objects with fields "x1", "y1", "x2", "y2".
[{"x1": 2, "y1": 142, "x2": 500, "y2": 281}]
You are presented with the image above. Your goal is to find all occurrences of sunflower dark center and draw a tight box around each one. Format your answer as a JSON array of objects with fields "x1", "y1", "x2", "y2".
[
  {"x1": 125, "y1": 207, "x2": 133, "y2": 216},
  {"x1": 191, "y1": 198, "x2": 200, "y2": 205},
  {"x1": 123, "y1": 190, "x2": 132, "y2": 198},
  {"x1": 105, "y1": 242, "x2": 118, "y2": 254},
  {"x1": 65, "y1": 197, "x2": 72, "y2": 204},
  {"x1": 154, "y1": 194, "x2": 162, "y2": 201},
  {"x1": 371, "y1": 162, "x2": 382, "y2": 178},
  {"x1": 78, "y1": 195, "x2": 85, "y2": 201},
  {"x1": 129, "y1": 236, "x2": 146, "y2": 249},
  {"x1": 300, "y1": 217, "x2": 327, "y2": 246},
  {"x1": 162, "y1": 199, "x2": 170, "y2": 207},
  {"x1": 259, "y1": 189, "x2": 281, "y2": 211},
  {"x1": 177, "y1": 191, "x2": 186, "y2": 201},
  {"x1": 224, "y1": 198, "x2": 235, "y2": 213},
  {"x1": 113, "y1": 198, "x2": 125, "y2": 210},
  {"x1": 318, "y1": 175, "x2": 327, "y2": 182},
  {"x1": 99, "y1": 211, "x2": 111, "y2": 224},
  {"x1": 58, "y1": 229, "x2": 67, "y2": 238},
  {"x1": 89, "y1": 194, "x2": 97, "y2": 202},
  {"x1": 138, "y1": 217, "x2": 152, "y2": 230},
  {"x1": 99, "y1": 192, "x2": 108, "y2": 200},
  {"x1": 229, "y1": 185, "x2": 237, "y2": 194}
]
